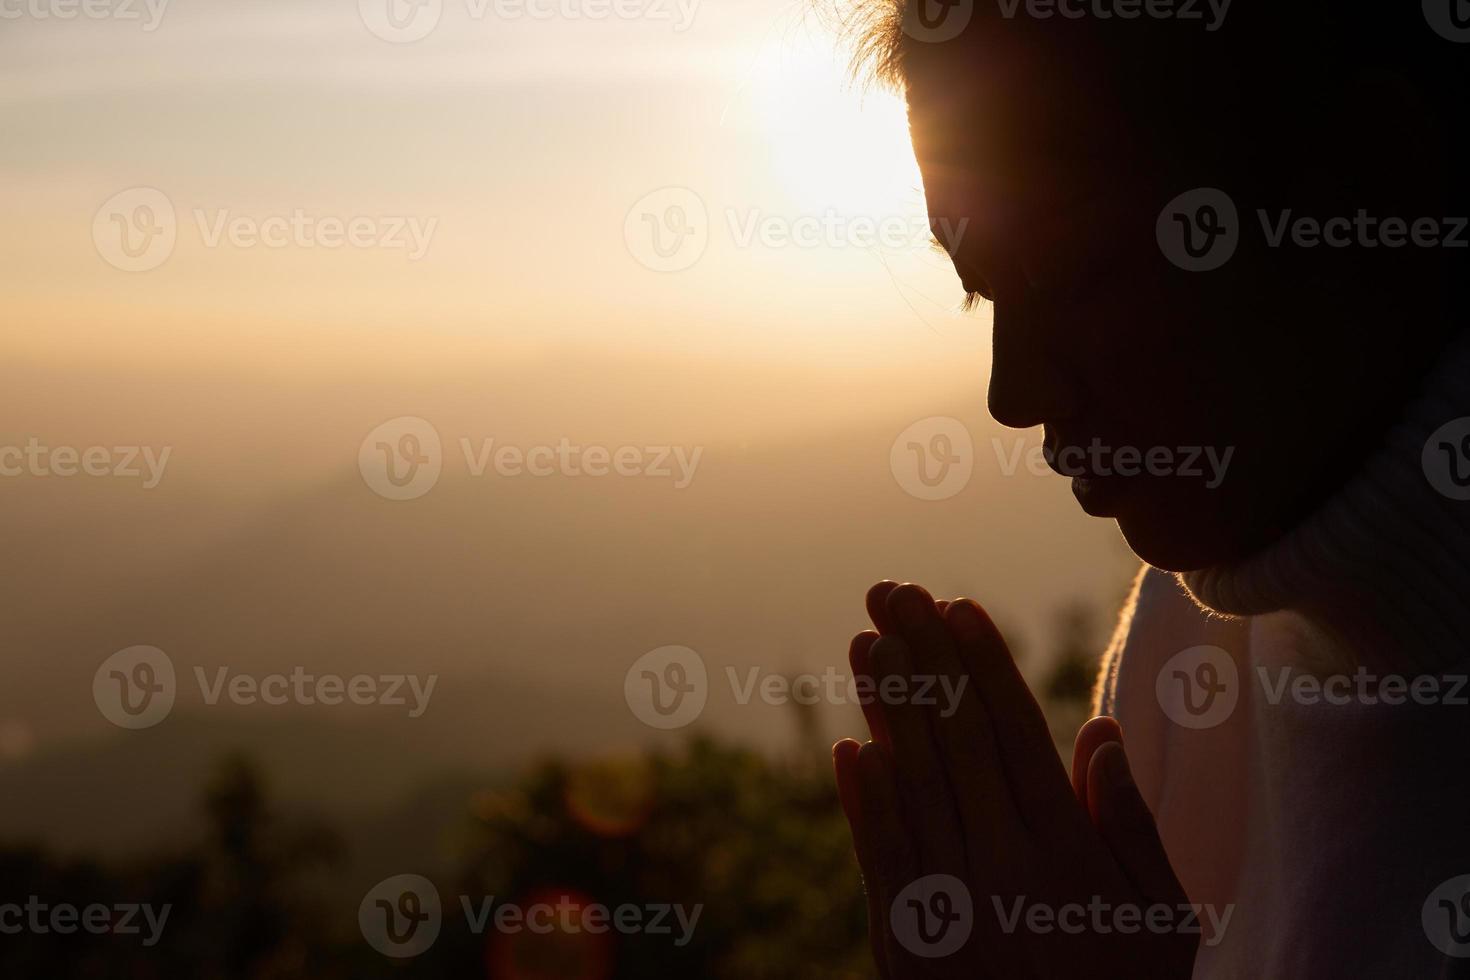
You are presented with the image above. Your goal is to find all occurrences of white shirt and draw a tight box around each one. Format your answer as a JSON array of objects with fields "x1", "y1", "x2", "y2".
[{"x1": 1096, "y1": 332, "x2": 1470, "y2": 978}]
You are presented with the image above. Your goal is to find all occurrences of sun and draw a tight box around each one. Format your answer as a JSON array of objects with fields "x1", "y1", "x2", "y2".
[{"x1": 747, "y1": 27, "x2": 925, "y2": 220}]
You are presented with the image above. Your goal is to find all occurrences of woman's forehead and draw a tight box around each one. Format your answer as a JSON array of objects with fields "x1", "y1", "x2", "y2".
[{"x1": 903, "y1": 35, "x2": 1139, "y2": 174}]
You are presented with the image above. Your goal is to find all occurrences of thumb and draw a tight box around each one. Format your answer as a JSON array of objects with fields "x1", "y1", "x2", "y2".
[{"x1": 1088, "y1": 739, "x2": 1187, "y2": 905}]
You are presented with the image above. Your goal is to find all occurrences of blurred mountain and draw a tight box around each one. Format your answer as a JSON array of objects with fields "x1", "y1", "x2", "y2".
[{"x1": 0, "y1": 351, "x2": 1136, "y2": 857}]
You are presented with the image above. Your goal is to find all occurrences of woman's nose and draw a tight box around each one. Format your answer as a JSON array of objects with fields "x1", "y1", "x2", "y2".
[{"x1": 986, "y1": 296, "x2": 1078, "y2": 431}]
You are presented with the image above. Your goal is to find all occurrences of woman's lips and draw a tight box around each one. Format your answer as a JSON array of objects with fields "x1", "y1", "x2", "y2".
[
  {"x1": 1046, "y1": 429, "x2": 1139, "y2": 517},
  {"x1": 1070, "y1": 473, "x2": 1129, "y2": 517}
]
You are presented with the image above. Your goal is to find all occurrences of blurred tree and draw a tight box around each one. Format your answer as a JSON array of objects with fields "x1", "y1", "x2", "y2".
[
  {"x1": 1044, "y1": 601, "x2": 1102, "y2": 706},
  {"x1": 0, "y1": 752, "x2": 343, "y2": 980},
  {"x1": 451, "y1": 737, "x2": 871, "y2": 980},
  {"x1": 0, "y1": 607, "x2": 1110, "y2": 980},
  {"x1": 196, "y1": 753, "x2": 343, "y2": 980}
]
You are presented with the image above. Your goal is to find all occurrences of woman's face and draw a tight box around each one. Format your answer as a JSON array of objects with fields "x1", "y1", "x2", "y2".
[{"x1": 904, "y1": 36, "x2": 1449, "y2": 572}]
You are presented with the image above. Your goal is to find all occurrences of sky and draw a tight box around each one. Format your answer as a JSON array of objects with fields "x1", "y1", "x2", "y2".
[
  {"x1": 0, "y1": 0, "x2": 1139, "y2": 850},
  {"x1": 0, "y1": 0, "x2": 987, "y2": 381}
]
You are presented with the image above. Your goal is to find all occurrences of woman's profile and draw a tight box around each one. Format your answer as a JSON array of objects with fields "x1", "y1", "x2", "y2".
[{"x1": 832, "y1": 5, "x2": 1470, "y2": 976}]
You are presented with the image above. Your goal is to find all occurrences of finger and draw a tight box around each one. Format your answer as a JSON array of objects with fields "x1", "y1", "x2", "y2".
[
  {"x1": 849, "y1": 631, "x2": 891, "y2": 748},
  {"x1": 858, "y1": 742, "x2": 918, "y2": 978},
  {"x1": 870, "y1": 633, "x2": 969, "y2": 880},
  {"x1": 835, "y1": 739, "x2": 891, "y2": 980},
  {"x1": 934, "y1": 600, "x2": 951, "y2": 616},
  {"x1": 1088, "y1": 739, "x2": 1188, "y2": 906},
  {"x1": 866, "y1": 581, "x2": 901, "y2": 634},
  {"x1": 884, "y1": 585, "x2": 1020, "y2": 858},
  {"x1": 1071, "y1": 715, "x2": 1123, "y2": 814},
  {"x1": 946, "y1": 598, "x2": 1084, "y2": 840},
  {"x1": 834, "y1": 739, "x2": 865, "y2": 833}
]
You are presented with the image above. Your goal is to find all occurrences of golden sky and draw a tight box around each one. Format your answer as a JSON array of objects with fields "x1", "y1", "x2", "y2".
[
  {"x1": 0, "y1": 0, "x2": 989, "y2": 388},
  {"x1": 0, "y1": 0, "x2": 1150, "y2": 852}
]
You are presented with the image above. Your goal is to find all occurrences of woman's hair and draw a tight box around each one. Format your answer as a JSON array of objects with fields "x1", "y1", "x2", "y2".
[
  {"x1": 834, "y1": 1, "x2": 1470, "y2": 324},
  {"x1": 840, "y1": 3, "x2": 1470, "y2": 103}
]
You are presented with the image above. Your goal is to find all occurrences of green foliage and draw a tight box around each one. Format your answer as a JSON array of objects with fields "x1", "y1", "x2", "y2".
[
  {"x1": 0, "y1": 741, "x2": 874, "y2": 979},
  {"x1": 1044, "y1": 602, "x2": 1103, "y2": 706},
  {"x1": 449, "y1": 738, "x2": 872, "y2": 979}
]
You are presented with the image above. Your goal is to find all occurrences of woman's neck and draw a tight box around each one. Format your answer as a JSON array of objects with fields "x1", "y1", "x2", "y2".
[{"x1": 1179, "y1": 330, "x2": 1470, "y2": 673}]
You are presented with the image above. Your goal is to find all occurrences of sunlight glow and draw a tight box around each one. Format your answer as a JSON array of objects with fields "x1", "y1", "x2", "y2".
[{"x1": 748, "y1": 30, "x2": 923, "y2": 219}]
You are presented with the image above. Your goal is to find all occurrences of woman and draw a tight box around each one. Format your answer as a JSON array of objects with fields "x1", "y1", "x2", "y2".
[{"x1": 833, "y1": 4, "x2": 1470, "y2": 976}]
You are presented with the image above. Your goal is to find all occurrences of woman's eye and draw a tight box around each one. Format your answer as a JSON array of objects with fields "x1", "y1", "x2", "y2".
[
  {"x1": 961, "y1": 286, "x2": 993, "y2": 311},
  {"x1": 961, "y1": 268, "x2": 996, "y2": 304}
]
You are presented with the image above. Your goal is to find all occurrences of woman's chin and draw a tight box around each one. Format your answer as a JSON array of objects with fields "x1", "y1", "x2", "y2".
[
  {"x1": 1116, "y1": 521, "x2": 1220, "y2": 573},
  {"x1": 1109, "y1": 492, "x2": 1242, "y2": 574}
]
